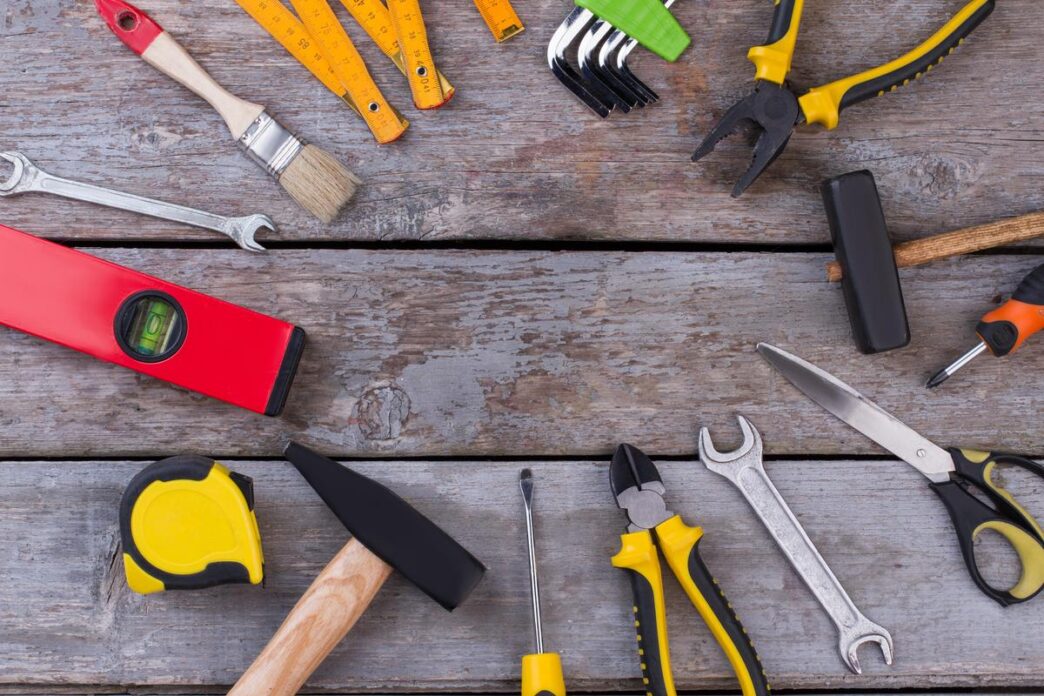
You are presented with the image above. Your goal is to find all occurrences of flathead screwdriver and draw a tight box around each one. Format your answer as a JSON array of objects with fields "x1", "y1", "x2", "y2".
[
  {"x1": 928, "y1": 263, "x2": 1044, "y2": 388},
  {"x1": 519, "y1": 469, "x2": 566, "y2": 696}
]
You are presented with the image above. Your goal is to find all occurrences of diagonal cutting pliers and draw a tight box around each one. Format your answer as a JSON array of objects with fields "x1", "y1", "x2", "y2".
[
  {"x1": 610, "y1": 444, "x2": 770, "y2": 696},
  {"x1": 692, "y1": 0, "x2": 996, "y2": 197}
]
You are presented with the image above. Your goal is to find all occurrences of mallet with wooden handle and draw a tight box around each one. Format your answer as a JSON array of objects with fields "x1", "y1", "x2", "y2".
[
  {"x1": 826, "y1": 210, "x2": 1044, "y2": 282},
  {"x1": 229, "y1": 443, "x2": 486, "y2": 696}
]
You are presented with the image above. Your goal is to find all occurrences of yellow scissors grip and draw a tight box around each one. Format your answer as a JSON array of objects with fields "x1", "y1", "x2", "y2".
[
  {"x1": 747, "y1": 0, "x2": 803, "y2": 85},
  {"x1": 932, "y1": 447, "x2": 1044, "y2": 605},
  {"x1": 612, "y1": 530, "x2": 675, "y2": 696},
  {"x1": 656, "y1": 517, "x2": 770, "y2": 696},
  {"x1": 798, "y1": 0, "x2": 994, "y2": 129}
]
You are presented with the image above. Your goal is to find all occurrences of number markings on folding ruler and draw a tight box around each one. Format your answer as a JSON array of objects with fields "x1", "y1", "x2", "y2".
[
  {"x1": 473, "y1": 0, "x2": 524, "y2": 42},
  {"x1": 234, "y1": 0, "x2": 361, "y2": 113},
  {"x1": 338, "y1": 0, "x2": 455, "y2": 98},
  {"x1": 385, "y1": 0, "x2": 447, "y2": 109}
]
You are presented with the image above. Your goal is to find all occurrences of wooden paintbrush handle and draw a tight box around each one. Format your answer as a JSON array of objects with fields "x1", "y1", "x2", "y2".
[
  {"x1": 95, "y1": 0, "x2": 263, "y2": 139},
  {"x1": 141, "y1": 33, "x2": 264, "y2": 139},
  {"x1": 228, "y1": 539, "x2": 393, "y2": 696},
  {"x1": 826, "y1": 210, "x2": 1044, "y2": 282}
]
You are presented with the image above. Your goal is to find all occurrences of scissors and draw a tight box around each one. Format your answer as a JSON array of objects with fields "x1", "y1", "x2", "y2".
[{"x1": 758, "y1": 343, "x2": 1044, "y2": 606}]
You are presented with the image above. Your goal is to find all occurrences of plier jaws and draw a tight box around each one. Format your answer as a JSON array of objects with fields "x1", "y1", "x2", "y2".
[
  {"x1": 691, "y1": 82, "x2": 800, "y2": 197},
  {"x1": 609, "y1": 444, "x2": 770, "y2": 696}
]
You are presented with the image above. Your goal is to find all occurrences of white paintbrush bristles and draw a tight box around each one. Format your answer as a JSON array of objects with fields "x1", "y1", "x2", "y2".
[{"x1": 278, "y1": 145, "x2": 361, "y2": 224}]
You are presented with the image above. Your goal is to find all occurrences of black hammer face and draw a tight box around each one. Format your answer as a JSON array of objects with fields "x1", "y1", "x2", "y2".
[{"x1": 284, "y1": 442, "x2": 486, "y2": 611}]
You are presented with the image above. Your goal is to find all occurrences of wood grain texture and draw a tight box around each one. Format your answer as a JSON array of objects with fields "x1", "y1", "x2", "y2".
[
  {"x1": 0, "y1": 249, "x2": 1039, "y2": 459},
  {"x1": 1, "y1": 459, "x2": 1041, "y2": 691},
  {"x1": 826, "y1": 210, "x2": 1044, "y2": 282},
  {"x1": 0, "y1": 0, "x2": 1040, "y2": 243},
  {"x1": 229, "y1": 540, "x2": 393, "y2": 696}
]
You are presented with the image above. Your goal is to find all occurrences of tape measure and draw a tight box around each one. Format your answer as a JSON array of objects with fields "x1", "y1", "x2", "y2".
[
  {"x1": 385, "y1": 0, "x2": 447, "y2": 109},
  {"x1": 337, "y1": 0, "x2": 454, "y2": 98},
  {"x1": 120, "y1": 457, "x2": 264, "y2": 594},
  {"x1": 0, "y1": 224, "x2": 304, "y2": 415},
  {"x1": 237, "y1": 0, "x2": 408, "y2": 144},
  {"x1": 473, "y1": 0, "x2": 524, "y2": 42}
]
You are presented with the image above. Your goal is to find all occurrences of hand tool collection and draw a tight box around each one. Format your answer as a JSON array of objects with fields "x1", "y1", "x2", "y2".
[
  {"x1": 519, "y1": 470, "x2": 567, "y2": 696},
  {"x1": 693, "y1": 0, "x2": 995, "y2": 196},
  {"x1": 759, "y1": 343, "x2": 1044, "y2": 606},
  {"x1": 1, "y1": 0, "x2": 1040, "y2": 692},
  {"x1": 549, "y1": 0, "x2": 689, "y2": 117},
  {"x1": 610, "y1": 444, "x2": 769, "y2": 696}
]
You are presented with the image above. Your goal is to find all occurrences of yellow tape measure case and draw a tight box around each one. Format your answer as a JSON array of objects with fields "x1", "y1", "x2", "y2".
[{"x1": 119, "y1": 456, "x2": 265, "y2": 595}]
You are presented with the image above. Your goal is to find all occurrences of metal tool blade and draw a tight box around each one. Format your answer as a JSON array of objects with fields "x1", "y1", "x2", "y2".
[
  {"x1": 285, "y1": 442, "x2": 486, "y2": 610},
  {"x1": 756, "y1": 343, "x2": 954, "y2": 482}
]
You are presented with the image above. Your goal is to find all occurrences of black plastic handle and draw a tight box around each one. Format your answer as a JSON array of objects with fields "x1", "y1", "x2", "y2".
[
  {"x1": 624, "y1": 567, "x2": 673, "y2": 696},
  {"x1": 1013, "y1": 263, "x2": 1044, "y2": 305},
  {"x1": 929, "y1": 449, "x2": 1044, "y2": 606},
  {"x1": 765, "y1": 0, "x2": 800, "y2": 44},
  {"x1": 837, "y1": 0, "x2": 994, "y2": 112}
]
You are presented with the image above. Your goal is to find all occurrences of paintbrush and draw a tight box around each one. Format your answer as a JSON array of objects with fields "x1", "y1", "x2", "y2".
[{"x1": 95, "y1": 0, "x2": 359, "y2": 223}]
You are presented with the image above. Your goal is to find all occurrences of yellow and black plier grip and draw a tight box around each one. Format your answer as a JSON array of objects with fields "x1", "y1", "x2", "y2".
[
  {"x1": 612, "y1": 516, "x2": 769, "y2": 696},
  {"x1": 748, "y1": 0, "x2": 803, "y2": 86},
  {"x1": 799, "y1": 0, "x2": 994, "y2": 129}
]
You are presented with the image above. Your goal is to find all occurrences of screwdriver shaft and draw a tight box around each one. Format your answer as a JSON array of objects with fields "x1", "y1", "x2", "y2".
[
  {"x1": 927, "y1": 341, "x2": 987, "y2": 388},
  {"x1": 520, "y1": 469, "x2": 544, "y2": 654}
]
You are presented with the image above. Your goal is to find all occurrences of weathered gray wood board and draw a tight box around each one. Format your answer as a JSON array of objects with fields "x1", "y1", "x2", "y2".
[
  {"x1": 0, "y1": 249, "x2": 1039, "y2": 458},
  {"x1": 1, "y1": 0, "x2": 1041, "y2": 244},
  {"x1": 2, "y1": 459, "x2": 1042, "y2": 692}
]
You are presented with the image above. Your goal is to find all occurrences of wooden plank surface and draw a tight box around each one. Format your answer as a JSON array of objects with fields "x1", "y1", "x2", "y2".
[
  {"x1": 0, "y1": 249, "x2": 1039, "y2": 459},
  {"x1": 0, "y1": 0, "x2": 1040, "y2": 244},
  {"x1": 2, "y1": 459, "x2": 1042, "y2": 692}
]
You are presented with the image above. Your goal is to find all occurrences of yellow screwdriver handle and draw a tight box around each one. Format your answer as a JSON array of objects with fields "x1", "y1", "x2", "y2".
[{"x1": 522, "y1": 653, "x2": 566, "y2": 696}]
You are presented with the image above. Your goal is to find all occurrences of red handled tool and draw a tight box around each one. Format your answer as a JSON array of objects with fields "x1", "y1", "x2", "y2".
[
  {"x1": 0, "y1": 224, "x2": 304, "y2": 415},
  {"x1": 928, "y1": 263, "x2": 1044, "y2": 388}
]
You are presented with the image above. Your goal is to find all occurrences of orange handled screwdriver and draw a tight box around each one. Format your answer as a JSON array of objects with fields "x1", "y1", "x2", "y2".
[
  {"x1": 928, "y1": 263, "x2": 1044, "y2": 388},
  {"x1": 519, "y1": 470, "x2": 566, "y2": 696}
]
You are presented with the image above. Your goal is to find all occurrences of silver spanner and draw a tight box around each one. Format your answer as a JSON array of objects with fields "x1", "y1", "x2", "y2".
[
  {"x1": 699, "y1": 415, "x2": 894, "y2": 674},
  {"x1": 0, "y1": 152, "x2": 270, "y2": 252}
]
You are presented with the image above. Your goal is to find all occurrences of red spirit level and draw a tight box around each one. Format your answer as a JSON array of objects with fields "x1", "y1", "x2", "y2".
[{"x1": 0, "y1": 224, "x2": 304, "y2": 416}]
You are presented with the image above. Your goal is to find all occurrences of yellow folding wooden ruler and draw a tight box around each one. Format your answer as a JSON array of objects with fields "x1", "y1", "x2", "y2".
[
  {"x1": 235, "y1": 0, "x2": 408, "y2": 144},
  {"x1": 385, "y1": 0, "x2": 448, "y2": 109},
  {"x1": 472, "y1": 0, "x2": 524, "y2": 43},
  {"x1": 338, "y1": 0, "x2": 454, "y2": 99}
]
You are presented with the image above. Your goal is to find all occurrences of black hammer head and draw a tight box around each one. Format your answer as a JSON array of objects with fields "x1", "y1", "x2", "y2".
[{"x1": 284, "y1": 442, "x2": 486, "y2": 611}]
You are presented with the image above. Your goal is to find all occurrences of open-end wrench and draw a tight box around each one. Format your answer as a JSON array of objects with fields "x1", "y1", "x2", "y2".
[
  {"x1": 0, "y1": 152, "x2": 270, "y2": 252},
  {"x1": 699, "y1": 415, "x2": 894, "y2": 675}
]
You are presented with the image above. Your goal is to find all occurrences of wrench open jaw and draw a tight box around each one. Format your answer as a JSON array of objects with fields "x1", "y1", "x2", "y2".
[
  {"x1": 0, "y1": 151, "x2": 270, "y2": 252},
  {"x1": 700, "y1": 415, "x2": 895, "y2": 675}
]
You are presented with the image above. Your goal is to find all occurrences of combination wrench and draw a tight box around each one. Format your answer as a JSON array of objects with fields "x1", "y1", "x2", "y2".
[
  {"x1": 0, "y1": 152, "x2": 270, "y2": 252},
  {"x1": 699, "y1": 415, "x2": 894, "y2": 674}
]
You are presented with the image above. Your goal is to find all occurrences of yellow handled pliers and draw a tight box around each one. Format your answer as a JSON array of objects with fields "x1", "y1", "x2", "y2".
[
  {"x1": 610, "y1": 444, "x2": 769, "y2": 696},
  {"x1": 693, "y1": 0, "x2": 996, "y2": 196}
]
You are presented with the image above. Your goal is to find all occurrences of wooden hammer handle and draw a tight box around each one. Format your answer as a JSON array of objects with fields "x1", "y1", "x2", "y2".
[
  {"x1": 826, "y1": 210, "x2": 1044, "y2": 282},
  {"x1": 228, "y1": 538, "x2": 393, "y2": 696}
]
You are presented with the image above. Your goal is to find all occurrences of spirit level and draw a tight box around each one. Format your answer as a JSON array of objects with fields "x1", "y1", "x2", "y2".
[{"x1": 0, "y1": 224, "x2": 305, "y2": 416}]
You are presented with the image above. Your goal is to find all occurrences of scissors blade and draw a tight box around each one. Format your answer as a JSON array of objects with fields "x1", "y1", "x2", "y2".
[{"x1": 757, "y1": 343, "x2": 955, "y2": 482}]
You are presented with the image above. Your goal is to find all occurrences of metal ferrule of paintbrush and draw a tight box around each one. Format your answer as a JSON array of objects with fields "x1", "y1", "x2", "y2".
[{"x1": 238, "y1": 112, "x2": 305, "y2": 179}]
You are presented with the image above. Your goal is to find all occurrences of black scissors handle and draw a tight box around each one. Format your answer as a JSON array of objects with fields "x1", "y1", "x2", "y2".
[{"x1": 929, "y1": 448, "x2": 1044, "y2": 606}]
